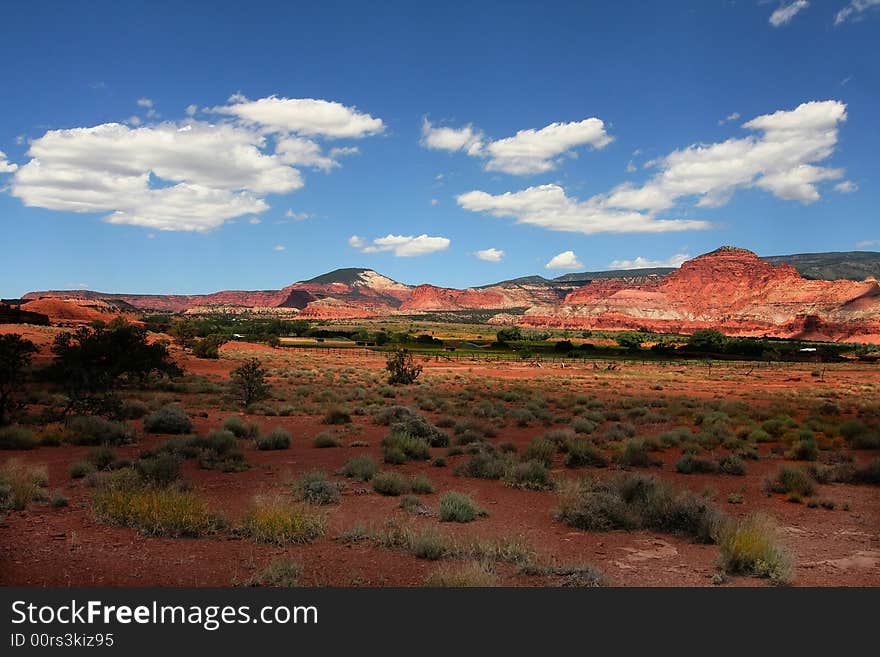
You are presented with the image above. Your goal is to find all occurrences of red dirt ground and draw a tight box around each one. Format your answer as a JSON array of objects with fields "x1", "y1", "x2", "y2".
[{"x1": 1, "y1": 339, "x2": 878, "y2": 587}]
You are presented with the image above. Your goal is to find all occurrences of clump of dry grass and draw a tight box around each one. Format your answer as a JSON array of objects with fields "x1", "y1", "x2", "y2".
[
  {"x1": 718, "y1": 513, "x2": 792, "y2": 584},
  {"x1": 241, "y1": 494, "x2": 326, "y2": 545},
  {"x1": 93, "y1": 483, "x2": 224, "y2": 537},
  {"x1": 425, "y1": 561, "x2": 499, "y2": 587},
  {"x1": 0, "y1": 458, "x2": 48, "y2": 511}
]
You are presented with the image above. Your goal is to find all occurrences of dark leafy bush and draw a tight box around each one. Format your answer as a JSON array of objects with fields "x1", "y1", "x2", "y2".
[
  {"x1": 341, "y1": 455, "x2": 378, "y2": 481},
  {"x1": 67, "y1": 415, "x2": 134, "y2": 445},
  {"x1": 439, "y1": 491, "x2": 484, "y2": 523},
  {"x1": 292, "y1": 471, "x2": 341, "y2": 505},
  {"x1": 143, "y1": 405, "x2": 192, "y2": 435},
  {"x1": 564, "y1": 440, "x2": 608, "y2": 468},
  {"x1": 255, "y1": 428, "x2": 291, "y2": 450},
  {"x1": 372, "y1": 470, "x2": 410, "y2": 496}
]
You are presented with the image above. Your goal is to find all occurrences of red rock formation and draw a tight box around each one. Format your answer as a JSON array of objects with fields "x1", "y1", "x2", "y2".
[
  {"x1": 524, "y1": 247, "x2": 880, "y2": 342},
  {"x1": 18, "y1": 249, "x2": 880, "y2": 341},
  {"x1": 400, "y1": 285, "x2": 513, "y2": 311}
]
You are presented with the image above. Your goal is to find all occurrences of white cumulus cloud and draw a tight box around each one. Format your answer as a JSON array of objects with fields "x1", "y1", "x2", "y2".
[
  {"x1": 834, "y1": 180, "x2": 858, "y2": 193},
  {"x1": 608, "y1": 253, "x2": 690, "y2": 270},
  {"x1": 474, "y1": 247, "x2": 504, "y2": 262},
  {"x1": 835, "y1": 0, "x2": 880, "y2": 25},
  {"x1": 0, "y1": 150, "x2": 17, "y2": 173},
  {"x1": 421, "y1": 119, "x2": 484, "y2": 156},
  {"x1": 421, "y1": 116, "x2": 612, "y2": 175},
  {"x1": 8, "y1": 95, "x2": 384, "y2": 231},
  {"x1": 137, "y1": 98, "x2": 154, "y2": 108},
  {"x1": 769, "y1": 1, "x2": 809, "y2": 27},
  {"x1": 214, "y1": 95, "x2": 384, "y2": 138},
  {"x1": 352, "y1": 234, "x2": 451, "y2": 257},
  {"x1": 457, "y1": 184, "x2": 711, "y2": 234},
  {"x1": 545, "y1": 251, "x2": 583, "y2": 270},
  {"x1": 457, "y1": 101, "x2": 846, "y2": 235}
]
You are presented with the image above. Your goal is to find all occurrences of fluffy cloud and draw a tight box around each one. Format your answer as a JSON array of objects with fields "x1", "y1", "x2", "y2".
[
  {"x1": 835, "y1": 0, "x2": 880, "y2": 25},
  {"x1": 275, "y1": 136, "x2": 340, "y2": 171},
  {"x1": 421, "y1": 119, "x2": 484, "y2": 156},
  {"x1": 458, "y1": 184, "x2": 711, "y2": 234},
  {"x1": 608, "y1": 253, "x2": 690, "y2": 270},
  {"x1": 351, "y1": 234, "x2": 450, "y2": 257},
  {"x1": 214, "y1": 95, "x2": 384, "y2": 138},
  {"x1": 137, "y1": 98, "x2": 154, "y2": 108},
  {"x1": 0, "y1": 150, "x2": 17, "y2": 173},
  {"x1": 834, "y1": 180, "x2": 858, "y2": 193},
  {"x1": 9, "y1": 96, "x2": 384, "y2": 231},
  {"x1": 458, "y1": 101, "x2": 846, "y2": 234},
  {"x1": 421, "y1": 117, "x2": 612, "y2": 175},
  {"x1": 855, "y1": 239, "x2": 879, "y2": 248},
  {"x1": 474, "y1": 247, "x2": 504, "y2": 262},
  {"x1": 545, "y1": 251, "x2": 583, "y2": 270},
  {"x1": 769, "y1": 1, "x2": 809, "y2": 27},
  {"x1": 273, "y1": 245, "x2": 286, "y2": 251}
]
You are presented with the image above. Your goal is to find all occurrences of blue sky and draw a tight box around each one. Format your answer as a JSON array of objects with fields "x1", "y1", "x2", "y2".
[{"x1": 0, "y1": 0, "x2": 877, "y2": 296}]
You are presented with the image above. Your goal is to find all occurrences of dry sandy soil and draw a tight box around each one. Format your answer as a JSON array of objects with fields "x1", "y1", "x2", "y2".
[{"x1": 1, "y1": 337, "x2": 878, "y2": 587}]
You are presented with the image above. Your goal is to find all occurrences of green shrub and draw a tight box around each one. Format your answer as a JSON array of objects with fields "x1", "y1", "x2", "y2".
[
  {"x1": 555, "y1": 474, "x2": 723, "y2": 543},
  {"x1": 410, "y1": 473, "x2": 434, "y2": 494},
  {"x1": 247, "y1": 558, "x2": 303, "y2": 587},
  {"x1": 372, "y1": 470, "x2": 410, "y2": 496},
  {"x1": 292, "y1": 471, "x2": 341, "y2": 505},
  {"x1": 521, "y1": 438, "x2": 556, "y2": 467},
  {"x1": 675, "y1": 454, "x2": 719, "y2": 474},
  {"x1": 120, "y1": 399, "x2": 150, "y2": 420},
  {"x1": 255, "y1": 428, "x2": 291, "y2": 450},
  {"x1": 50, "y1": 490, "x2": 69, "y2": 508},
  {"x1": 718, "y1": 514, "x2": 791, "y2": 584},
  {"x1": 454, "y1": 452, "x2": 511, "y2": 480},
  {"x1": 504, "y1": 460, "x2": 554, "y2": 490},
  {"x1": 143, "y1": 405, "x2": 193, "y2": 435},
  {"x1": 322, "y1": 408, "x2": 351, "y2": 425},
  {"x1": 765, "y1": 466, "x2": 815, "y2": 497},
  {"x1": 718, "y1": 454, "x2": 747, "y2": 476},
  {"x1": 67, "y1": 415, "x2": 134, "y2": 445},
  {"x1": 135, "y1": 453, "x2": 182, "y2": 487},
  {"x1": 564, "y1": 440, "x2": 608, "y2": 468},
  {"x1": 341, "y1": 455, "x2": 378, "y2": 481},
  {"x1": 69, "y1": 459, "x2": 94, "y2": 479},
  {"x1": 0, "y1": 425, "x2": 38, "y2": 450},
  {"x1": 615, "y1": 439, "x2": 661, "y2": 468},
  {"x1": 398, "y1": 494, "x2": 428, "y2": 515},
  {"x1": 241, "y1": 495, "x2": 326, "y2": 544},
  {"x1": 381, "y1": 431, "x2": 431, "y2": 463},
  {"x1": 439, "y1": 491, "x2": 484, "y2": 522},
  {"x1": 313, "y1": 431, "x2": 342, "y2": 448},
  {"x1": 223, "y1": 416, "x2": 259, "y2": 439}
]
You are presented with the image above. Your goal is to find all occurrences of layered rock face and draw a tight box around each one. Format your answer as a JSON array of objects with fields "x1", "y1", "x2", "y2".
[
  {"x1": 19, "y1": 249, "x2": 880, "y2": 341},
  {"x1": 523, "y1": 247, "x2": 880, "y2": 341}
]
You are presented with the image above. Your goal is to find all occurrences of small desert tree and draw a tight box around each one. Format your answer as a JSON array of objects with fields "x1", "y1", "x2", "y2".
[
  {"x1": 0, "y1": 334, "x2": 38, "y2": 425},
  {"x1": 615, "y1": 332, "x2": 645, "y2": 351},
  {"x1": 193, "y1": 334, "x2": 226, "y2": 359},
  {"x1": 231, "y1": 358, "x2": 271, "y2": 407},
  {"x1": 687, "y1": 329, "x2": 726, "y2": 353},
  {"x1": 386, "y1": 349, "x2": 422, "y2": 385},
  {"x1": 266, "y1": 334, "x2": 281, "y2": 349},
  {"x1": 49, "y1": 321, "x2": 181, "y2": 417}
]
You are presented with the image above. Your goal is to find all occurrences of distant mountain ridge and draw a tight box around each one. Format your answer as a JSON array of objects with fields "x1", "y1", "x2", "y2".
[{"x1": 19, "y1": 248, "x2": 880, "y2": 343}]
